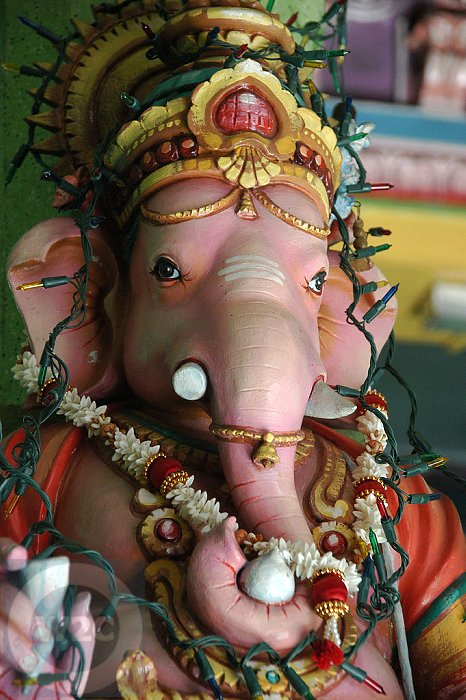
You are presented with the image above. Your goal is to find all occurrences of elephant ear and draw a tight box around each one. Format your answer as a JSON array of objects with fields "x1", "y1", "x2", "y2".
[
  {"x1": 318, "y1": 250, "x2": 397, "y2": 389},
  {"x1": 8, "y1": 218, "x2": 124, "y2": 399}
]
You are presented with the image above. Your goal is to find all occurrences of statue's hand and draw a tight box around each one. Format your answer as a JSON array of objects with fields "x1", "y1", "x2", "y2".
[{"x1": 0, "y1": 538, "x2": 95, "y2": 699}]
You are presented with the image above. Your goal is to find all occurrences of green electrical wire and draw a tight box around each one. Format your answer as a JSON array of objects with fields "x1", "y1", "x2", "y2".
[{"x1": 2, "y1": 3, "x2": 464, "y2": 696}]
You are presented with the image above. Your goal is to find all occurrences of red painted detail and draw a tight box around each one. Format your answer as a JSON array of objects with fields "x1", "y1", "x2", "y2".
[
  {"x1": 155, "y1": 518, "x2": 182, "y2": 543},
  {"x1": 178, "y1": 136, "x2": 199, "y2": 159},
  {"x1": 155, "y1": 140, "x2": 179, "y2": 164},
  {"x1": 148, "y1": 456, "x2": 183, "y2": 489},
  {"x1": 311, "y1": 573, "x2": 348, "y2": 606},
  {"x1": 141, "y1": 150, "x2": 158, "y2": 173},
  {"x1": 35, "y1": 427, "x2": 85, "y2": 554},
  {"x1": 312, "y1": 153, "x2": 327, "y2": 177},
  {"x1": 321, "y1": 531, "x2": 347, "y2": 556},
  {"x1": 354, "y1": 478, "x2": 386, "y2": 499},
  {"x1": 305, "y1": 419, "x2": 364, "y2": 460},
  {"x1": 128, "y1": 164, "x2": 143, "y2": 187},
  {"x1": 294, "y1": 142, "x2": 315, "y2": 167},
  {"x1": 364, "y1": 392, "x2": 388, "y2": 414},
  {"x1": 321, "y1": 169, "x2": 334, "y2": 203},
  {"x1": 1, "y1": 426, "x2": 85, "y2": 554},
  {"x1": 215, "y1": 89, "x2": 278, "y2": 138},
  {"x1": 294, "y1": 145, "x2": 334, "y2": 202},
  {"x1": 311, "y1": 639, "x2": 344, "y2": 669}
]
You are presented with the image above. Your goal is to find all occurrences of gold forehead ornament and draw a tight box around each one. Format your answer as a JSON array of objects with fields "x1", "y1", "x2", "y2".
[
  {"x1": 104, "y1": 60, "x2": 341, "y2": 232},
  {"x1": 140, "y1": 187, "x2": 330, "y2": 239}
]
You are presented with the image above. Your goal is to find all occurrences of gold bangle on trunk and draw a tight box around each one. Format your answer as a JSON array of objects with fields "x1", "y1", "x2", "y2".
[{"x1": 209, "y1": 424, "x2": 305, "y2": 468}]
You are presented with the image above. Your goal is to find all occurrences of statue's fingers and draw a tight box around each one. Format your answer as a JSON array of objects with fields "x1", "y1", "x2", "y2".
[
  {"x1": 57, "y1": 592, "x2": 95, "y2": 697},
  {"x1": 0, "y1": 539, "x2": 28, "y2": 574},
  {"x1": 0, "y1": 583, "x2": 44, "y2": 676}
]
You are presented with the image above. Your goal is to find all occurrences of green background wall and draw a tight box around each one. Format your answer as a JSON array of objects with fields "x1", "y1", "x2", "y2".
[{"x1": 1, "y1": 1, "x2": 94, "y2": 431}]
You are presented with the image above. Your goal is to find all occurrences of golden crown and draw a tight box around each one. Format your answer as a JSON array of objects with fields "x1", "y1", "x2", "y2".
[
  {"x1": 16, "y1": 0, "x2": 344, "y2": 235},
  {"x1": 104, "y1": 59, "x2": 341, "y2": 228}
]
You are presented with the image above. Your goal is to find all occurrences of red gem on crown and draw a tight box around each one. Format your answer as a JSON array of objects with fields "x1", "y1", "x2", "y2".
[{"x1": 215, "y1": 89, "x2": 278, "y2": 138}]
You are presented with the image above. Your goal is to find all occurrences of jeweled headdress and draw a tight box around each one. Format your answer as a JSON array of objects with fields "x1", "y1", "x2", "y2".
[{"x1": 13, "y1": 0, "x2": 346, "y2": 236}]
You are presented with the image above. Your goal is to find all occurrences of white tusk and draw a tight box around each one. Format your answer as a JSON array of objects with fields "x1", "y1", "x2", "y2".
[
  {"x1": 305, "y1": 380, "x2": 356, "y2": 419},
  {"x1": 239, "y1": 549, "x2": 295, "y2": 604},
  {"x1": 172, "y1": 361, "x2": 208, "y2": 401}
]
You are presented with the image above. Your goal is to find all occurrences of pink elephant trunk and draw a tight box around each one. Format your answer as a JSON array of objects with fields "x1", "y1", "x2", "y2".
[
  {"x1": 188, "y1": 296, "x2": 326, "y2": 648},
  {"x1": 217, "y1": 442, "x2": 312, "y2": 542},
  {"x1": 207, "y1": 298, "x2": 324, "y2": 542}
]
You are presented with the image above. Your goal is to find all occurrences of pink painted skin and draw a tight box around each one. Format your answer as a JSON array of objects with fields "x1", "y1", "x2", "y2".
[{"x1": 3, "y1": 178, "x2": 405, "y2": 697}]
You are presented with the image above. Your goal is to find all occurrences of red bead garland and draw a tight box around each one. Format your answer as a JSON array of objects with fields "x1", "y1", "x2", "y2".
[
  {"x1": 354, "y1": 478, "x2": 386, "y2": 501},
  {"x1": 357, "y1": 391, "x2": 388, "y2": 416},
  {"x1": 147, "y1": 456, "x2": 184, "y2": 489},
  {"x1": 311, "y1": 572, "x2": 348, "y2": 606}
]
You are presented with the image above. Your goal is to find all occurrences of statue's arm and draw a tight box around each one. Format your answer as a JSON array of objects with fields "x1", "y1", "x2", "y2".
[{"x1": 395, "y1": 475, "x2": 466, "y2": 698}]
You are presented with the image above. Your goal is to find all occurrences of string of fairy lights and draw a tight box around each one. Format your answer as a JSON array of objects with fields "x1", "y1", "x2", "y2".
[{"x1": 0, "y1": 1, "x2": 458, "y2": 697}]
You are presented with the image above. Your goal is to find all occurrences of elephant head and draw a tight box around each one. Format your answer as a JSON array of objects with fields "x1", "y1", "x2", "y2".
[
  {"x1": 7, "y1": 38, "x2": 398, "y2": 659},
  {"x1": 8, "y1": 173, "x2": 396, "y2": 651}
]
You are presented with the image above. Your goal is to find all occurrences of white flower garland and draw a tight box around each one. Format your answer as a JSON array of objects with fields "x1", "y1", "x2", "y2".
[
  {"x1": 12, "y1": 351, "x2": 388, "y2": 592},
  {"x1": 58, "y1": 388, "x2": 110, "y2": 437},
  {"x1": 352, "y1": 410, "x2": 389, "y2": 546},
  {"x1": 168, "y1": 475, "x2": 229, "y2": 534},
  {"x1": 111, "y1": 426, "x2": 161, "y2": 480},
  {"x1": 249, "y1": 537, "x2": 361, "y2": 595},
  {"x1": 12, "y1": 350, "x2": 50, "y2": 395}
]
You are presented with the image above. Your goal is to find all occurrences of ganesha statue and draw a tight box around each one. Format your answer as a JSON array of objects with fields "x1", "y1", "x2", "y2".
[{"x1": 1, "y1": 2, "x2": 465, "y2": 699}]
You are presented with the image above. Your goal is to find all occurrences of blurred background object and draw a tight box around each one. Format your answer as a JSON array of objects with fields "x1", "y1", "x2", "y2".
[{"x1": 318, "y1": 0, "x2": 466, "y2": 111}]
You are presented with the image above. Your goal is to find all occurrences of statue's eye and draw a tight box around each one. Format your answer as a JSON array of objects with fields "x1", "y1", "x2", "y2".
[
  {"x1": 151, "y1": 257, "x2": 181, "y2": 281},
  {"x1": 307, "y1": 270, "x2": 327, "y2": 295}
]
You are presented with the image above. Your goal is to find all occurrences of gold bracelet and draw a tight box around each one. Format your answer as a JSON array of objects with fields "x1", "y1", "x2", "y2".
[
  {"x1": 140, "y1": 187, "x2": 240, "y2": 225},
  {"x1": 209, "y1": 424, "x2": 304, "y2": 445},
  {"x1": 209, "y1": 424, "x2": 305, "y2": 469},
  {"x1": 253, "y1": 189, "x2": 330, "y2": 239}
]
